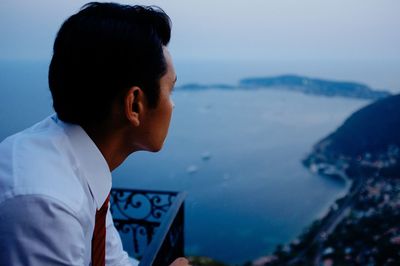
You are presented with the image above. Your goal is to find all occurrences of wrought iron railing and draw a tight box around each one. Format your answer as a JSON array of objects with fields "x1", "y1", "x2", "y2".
[{"x1": 110, "y1": 188, "x2": 186, "y2": 266}]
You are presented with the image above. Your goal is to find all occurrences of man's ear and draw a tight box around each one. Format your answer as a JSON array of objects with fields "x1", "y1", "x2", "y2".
[{"x1": 124, "y1": 86, "x2": 144, "y2": 127}]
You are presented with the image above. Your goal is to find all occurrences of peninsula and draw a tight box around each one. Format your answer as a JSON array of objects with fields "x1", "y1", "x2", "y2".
[{"x1": 178, "y1": 74, "x2": 391, "y2": 100}]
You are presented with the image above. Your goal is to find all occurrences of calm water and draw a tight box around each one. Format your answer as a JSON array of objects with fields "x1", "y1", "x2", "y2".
[{"x1": 0, "y1": 61, "x2": 370, "y2": 264}]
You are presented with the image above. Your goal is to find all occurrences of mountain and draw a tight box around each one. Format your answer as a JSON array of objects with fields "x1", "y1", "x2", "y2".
[
  {"x1": 239, "y1": 75, "x2": 391, "y2": 100},
  {"x1": 313, "y1": 94, "x2": 400, "y2": 157},
  {"x1": 304, "y1": 94, "x2": 400, "y2": 179},
  {"x1": 178, "y1": 74, "x2": 391, "y2": 100}
]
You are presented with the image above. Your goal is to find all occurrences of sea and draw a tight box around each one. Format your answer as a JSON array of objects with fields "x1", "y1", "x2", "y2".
[{"x1": 1, "y1": 59, "x2": 396, "y2": 264}]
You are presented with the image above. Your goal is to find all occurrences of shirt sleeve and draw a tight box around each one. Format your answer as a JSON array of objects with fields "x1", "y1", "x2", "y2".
[
  {"x1": 0, "y1": 195, "x2": 86, "y2": 266},
  {"x1": 105, "y1": 208, "x2": 139, "y2": 266}
]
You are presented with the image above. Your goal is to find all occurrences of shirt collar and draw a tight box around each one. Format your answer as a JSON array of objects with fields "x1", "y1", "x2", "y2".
[{"x1": 52, "y1": 115, "x2": 112, "y2": 210}]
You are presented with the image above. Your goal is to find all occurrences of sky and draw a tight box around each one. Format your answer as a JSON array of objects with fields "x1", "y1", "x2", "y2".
[
  {"x1": 0, "y1": 0, "x2": 399, "y2": 62},
  {"x1": 0, "y1": 0, "x2": 399, "y2": 91}
]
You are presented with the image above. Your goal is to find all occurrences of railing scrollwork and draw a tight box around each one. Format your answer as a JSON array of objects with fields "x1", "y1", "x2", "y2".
[{"x1": 110, "y1": 188, "x2": 186, "y2": 266}]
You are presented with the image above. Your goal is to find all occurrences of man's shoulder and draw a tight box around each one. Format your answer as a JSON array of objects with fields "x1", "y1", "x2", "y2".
[{"x1": 0, "y1": 116, "x2": 87, "y2": 214}]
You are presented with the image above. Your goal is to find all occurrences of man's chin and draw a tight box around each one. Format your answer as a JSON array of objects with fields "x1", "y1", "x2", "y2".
[
  {"x1": 129, "y1": 143, "x2": 163, "y2": 154},
  {"x1": 150, "y1": 145, "x2": 163, "y2": 153},
  {"x1": 143, "y1": 143, "x2": 164, "y2": 153}
]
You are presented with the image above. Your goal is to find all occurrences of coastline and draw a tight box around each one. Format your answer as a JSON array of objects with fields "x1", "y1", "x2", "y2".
[
  {"x1": 258, "y1": 152, "x2": 400, "y2": 265},
  {"x1": 251, "y1": 162, "x2": 357, "y2": 265}
]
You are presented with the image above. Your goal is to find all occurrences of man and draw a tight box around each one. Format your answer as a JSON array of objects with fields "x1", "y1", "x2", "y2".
[{"x1": 0, "y1": 2, "x2": 189, "y2": 266}]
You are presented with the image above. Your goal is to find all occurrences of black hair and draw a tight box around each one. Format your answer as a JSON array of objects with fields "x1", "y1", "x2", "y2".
[{"x1": 48, "y1": 2, "x2": 171, "y2": 126}]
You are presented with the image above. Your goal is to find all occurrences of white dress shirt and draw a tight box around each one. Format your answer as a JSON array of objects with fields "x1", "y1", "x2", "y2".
[{"x1": 0, "y1": 115, "x2": 139, "y2": 266}]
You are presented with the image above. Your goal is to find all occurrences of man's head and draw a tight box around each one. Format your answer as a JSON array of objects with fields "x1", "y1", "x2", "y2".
[{"x1": 49, "y1": 2, "x2": 172, "y2": 127}]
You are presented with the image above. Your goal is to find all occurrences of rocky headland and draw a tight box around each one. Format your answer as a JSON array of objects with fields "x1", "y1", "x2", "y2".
[{"x1": 178, "y1": 75, "x2": 391, "y2": 100}]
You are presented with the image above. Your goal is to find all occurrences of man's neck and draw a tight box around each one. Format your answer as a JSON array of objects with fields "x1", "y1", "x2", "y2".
[{"x1": 82, "y1": 125, "x2": 130, "y2": 172}]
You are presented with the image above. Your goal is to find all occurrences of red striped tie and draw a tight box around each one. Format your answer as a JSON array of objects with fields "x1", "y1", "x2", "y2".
[{"x1": 91, "y1": 194, "x2": 110, "y2": 266}]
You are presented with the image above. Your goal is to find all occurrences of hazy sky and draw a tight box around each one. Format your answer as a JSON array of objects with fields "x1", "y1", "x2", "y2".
[{"x1": 0, "y1": 0, "x2": 399, "y2": 62}]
